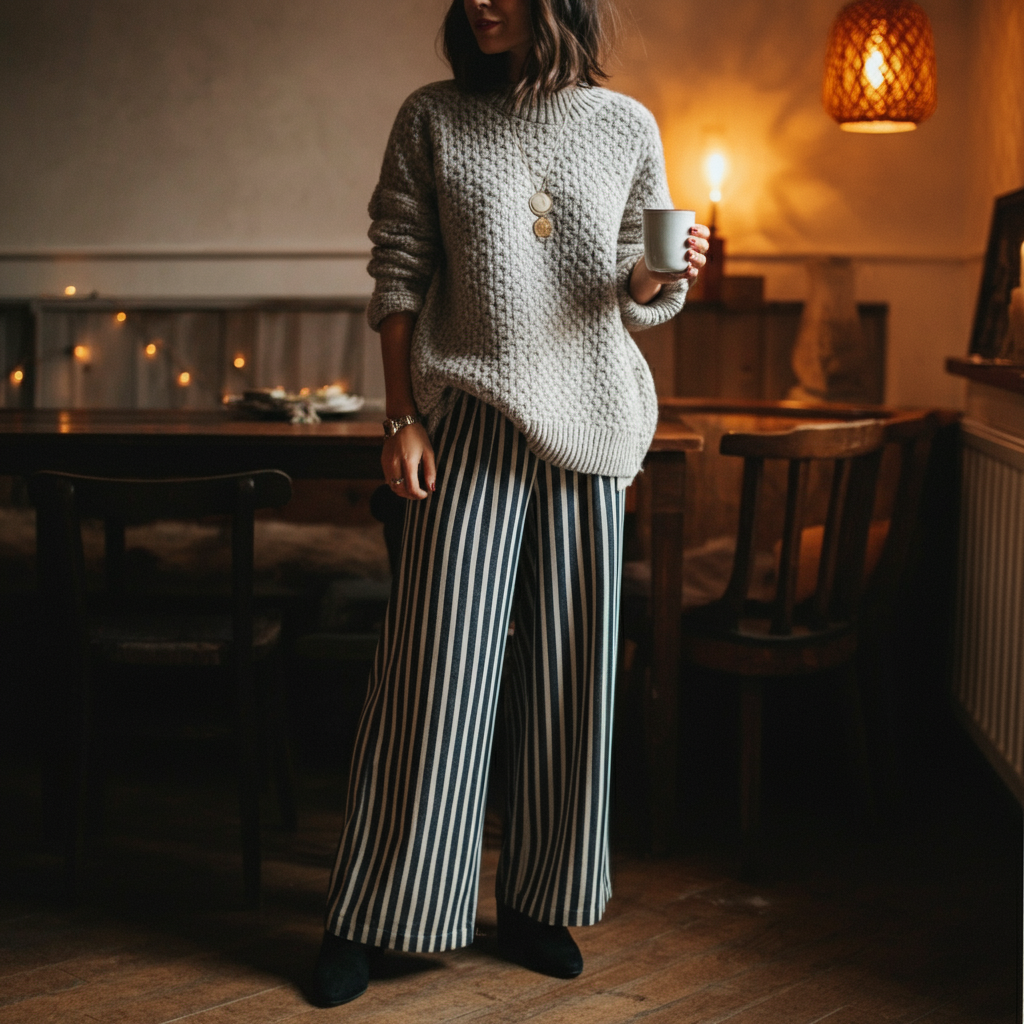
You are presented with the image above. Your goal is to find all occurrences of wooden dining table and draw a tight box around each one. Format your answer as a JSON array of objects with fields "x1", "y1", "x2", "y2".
[{"x1": 0, "y1": 405, "x2": 702, "y2": 854}]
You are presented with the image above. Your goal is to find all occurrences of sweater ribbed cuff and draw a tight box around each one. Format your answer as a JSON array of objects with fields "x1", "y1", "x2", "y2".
[
  {"x1": 366, "y1": 289, "x2": 425, "y2": 332},
  {"x1": 617, "y1": 256, "x2": 688, "y2": 332}
]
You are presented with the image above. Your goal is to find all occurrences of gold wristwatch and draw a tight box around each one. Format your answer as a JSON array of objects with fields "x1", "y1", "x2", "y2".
[{"x1": 383, "y1": 413, "x2": 419, "y2": 437}]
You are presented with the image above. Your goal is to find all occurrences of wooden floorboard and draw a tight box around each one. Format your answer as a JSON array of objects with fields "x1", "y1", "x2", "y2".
[{"x1": 0, "y1": 747, "x2": 1019, "y2": 1024}]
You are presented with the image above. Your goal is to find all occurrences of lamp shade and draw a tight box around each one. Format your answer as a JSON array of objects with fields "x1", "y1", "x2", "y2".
[{"x1": 823, "y1": 0, "x2": 937, "y2": 133}]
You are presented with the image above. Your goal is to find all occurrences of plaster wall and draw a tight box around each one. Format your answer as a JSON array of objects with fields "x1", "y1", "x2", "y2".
[{"x1": 1, "y1": 0, "x2": 1021, "y2": 408}]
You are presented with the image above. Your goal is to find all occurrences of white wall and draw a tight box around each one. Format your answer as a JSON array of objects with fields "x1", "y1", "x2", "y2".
[
  {"x1": 1, "y1": 0, "x2": 1022, "y2": 408},
  {"x1": 0, "y1": 0, "x2": 450, "y2": 296}
]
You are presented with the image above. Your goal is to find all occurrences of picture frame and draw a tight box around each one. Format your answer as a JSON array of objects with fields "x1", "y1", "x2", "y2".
[{"x1": 968, "y1": 187, "x2": 1024, "y2": 361}]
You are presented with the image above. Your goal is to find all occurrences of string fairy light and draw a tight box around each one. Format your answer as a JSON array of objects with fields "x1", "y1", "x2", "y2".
[{"x1": 40, "y1": 305, "x2": 362, "y2": 404}]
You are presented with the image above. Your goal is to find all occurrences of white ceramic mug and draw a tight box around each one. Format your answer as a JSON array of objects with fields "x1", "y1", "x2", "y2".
[{"x1": 643, "y1": 208, "x2": 697, "y2": 274}]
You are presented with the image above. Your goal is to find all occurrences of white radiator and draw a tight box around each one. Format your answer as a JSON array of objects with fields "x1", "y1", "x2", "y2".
[{"x1": 954, "y1": 419, "x2": 1024, "y2": 805}]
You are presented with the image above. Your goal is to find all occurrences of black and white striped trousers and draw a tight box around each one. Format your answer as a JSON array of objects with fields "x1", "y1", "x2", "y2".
[{"x1": 325, "y1": 393, "x2": 625, "y2": 952}]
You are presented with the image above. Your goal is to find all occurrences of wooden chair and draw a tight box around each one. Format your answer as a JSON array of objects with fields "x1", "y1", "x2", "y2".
[
  {"x1": 29, "y1": 469, "x2": 294, "y2": 905},
  {"x1": 679, "y1": 419, "x2": 888, "y2": 874}
]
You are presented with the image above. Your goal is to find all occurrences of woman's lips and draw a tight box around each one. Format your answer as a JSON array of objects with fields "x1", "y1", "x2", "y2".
[{"x1": 475, "y1": 19, "x2": 500, "y2": 30}]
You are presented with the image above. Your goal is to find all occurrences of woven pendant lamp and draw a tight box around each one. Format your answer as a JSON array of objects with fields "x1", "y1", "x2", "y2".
[{"x1": 823, "y1": 0, "x2": 938, "y2": 133}]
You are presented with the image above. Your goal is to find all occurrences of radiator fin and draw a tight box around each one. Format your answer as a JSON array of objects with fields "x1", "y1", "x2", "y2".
[{"x1": 954, "y1": 425, "x2": 1024, "y2": 804}]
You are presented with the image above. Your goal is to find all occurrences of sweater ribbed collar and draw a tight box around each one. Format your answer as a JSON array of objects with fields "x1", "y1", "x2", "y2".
[{"x1": 493, "y1": 84, "x2": 605, "y2": 126}]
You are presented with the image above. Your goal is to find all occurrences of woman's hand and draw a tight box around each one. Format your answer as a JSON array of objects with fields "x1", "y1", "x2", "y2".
[
  {"x1": 383, "y1": 422, "x2": 436, "y2": 500},
  {"x1": 629, "y1": 223, "x2": 711, "y2": 304}
]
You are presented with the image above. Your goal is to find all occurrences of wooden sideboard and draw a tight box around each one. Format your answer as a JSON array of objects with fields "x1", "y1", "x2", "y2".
[{"x1": 633, "y1": 299, "x2": 887, "y2": 405}]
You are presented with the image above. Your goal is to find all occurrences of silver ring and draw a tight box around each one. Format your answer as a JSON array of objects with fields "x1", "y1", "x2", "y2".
[{"x1": 390, "y1": 477, "x2": 404, "y2": 487}]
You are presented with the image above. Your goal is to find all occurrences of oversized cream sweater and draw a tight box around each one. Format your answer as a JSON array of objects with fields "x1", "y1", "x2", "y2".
[{"x1": 366, "y1": 80, "x2": 686, "y2": 481}]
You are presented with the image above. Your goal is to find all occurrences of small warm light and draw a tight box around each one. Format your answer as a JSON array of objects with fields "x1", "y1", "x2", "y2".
[
  {"x1": 178, "y1": 371, "x2": 191, "y2": 386},
  {"x1": 64, "y1": 285, "x2": 77, "y2": 296},
  {"x1": 73, "y1": 345, "x2": 91, "y2": 363},
  {"x1": 704, "y1": 152, "x2": 728, "y2": 197},
  {"x1": 863, "y1": 47, "x2": 886, "y2": 89},
  {"x1": 9, "y1": 368, "x2": 24, "y2": 385},
  {"x1": 145, "y1": 342, "x2": 158, "y2": 358},
  {"x1": 299, "y1": 387, "x2": 310, "y2": 396},
  {"x1": 115, "y1": 311, "x2": 127, "y2": 323},
  {"x1": 703, "y1": 150, "x2": 728, "y2": 229},
  {"x1": 233, "y1": 355, "x2": 246, "y2": 369}
]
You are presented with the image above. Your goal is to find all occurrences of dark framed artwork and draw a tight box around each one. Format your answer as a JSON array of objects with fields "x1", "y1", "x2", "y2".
[{"x1": 969, "y1": 187, "x2": 1024, "y2": 360}]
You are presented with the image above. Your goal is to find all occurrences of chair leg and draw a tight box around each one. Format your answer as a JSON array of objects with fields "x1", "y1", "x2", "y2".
[
  {"x1": 236, "y1": 662, "x2": 261, "y2": 908},
  {"x1": 263, "y1": 649, "x2": 297, "y2": 832},
  {"x1": 859, "y1": 631, "x2": 904, "y2": 818},
  {"x1": 50, "y1": 644, "x2": 91, "y2": 903},
  {"x1": 739, "y1": 678, "x2": 763, "y2": 881},
  {"x1": 839, "y1": 663, "x2": 876, "y2": 826}
]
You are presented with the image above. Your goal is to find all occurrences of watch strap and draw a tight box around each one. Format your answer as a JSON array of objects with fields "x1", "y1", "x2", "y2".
[{"x1": 383, "y1": 413, "x2": 419, "y2": 437}]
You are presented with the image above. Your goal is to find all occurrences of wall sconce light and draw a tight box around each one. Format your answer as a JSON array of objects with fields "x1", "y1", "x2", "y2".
[
  {"x1": 145, "y1": 342, "x2": 159, "y2": 358},
  {"x1": 823, "y1": 0, "x2": 937, "y2": 133},
  {"x1": 9, "y1": 368, "x2": 24, "y2": 386},
  {"x1": 177, "y1": 371, "x2": 191, "y2": 387},
  {"x1": 64, "y1": 285, "x2": 77, "y2": 296},
  {"x1": 233, "y1": 355, "x2": 246, "y2": 369},
  {"x1": 72, "y1": 344, "x2": 91, "y2": 364},
  {"x1": 115, "y1": 311, "x2": 127, "y2": 323}
]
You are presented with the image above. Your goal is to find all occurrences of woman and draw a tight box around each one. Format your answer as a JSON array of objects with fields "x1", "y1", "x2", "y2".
[{"x1": 313, "y1": 0, "x2": 708, "y2": 1006}]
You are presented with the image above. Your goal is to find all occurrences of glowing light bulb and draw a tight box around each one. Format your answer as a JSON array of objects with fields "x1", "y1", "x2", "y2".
[
  {"x1": 115, "y1": 311, "x2": 127, "y2": 323},
  {"x1": 704, "y1": 152, "x2": 728, "y2": 199},
  {"x1": 145, "y1": 343, "x2": 158, "y2": 358},
  {"x1": 178, "y1": 371, "x2": 191, "y2": 386},
  {"x1": 73, "y1": 345, "x2": 91, "y2": 363},
  {"x1": 233, "y1": 355, "x2": 246, "y2": 369},
  {"x1": 703, "y1": 149, "x2": 728, "y2": 230},
  {"x1": 864, "y1": 48, "x2": 886, "y2": 89},
  {"x1": 9, "y1": 368, "x2": 24, "y2": 385},
  {"x1": 64, "y1": 285, "x2": 77, "y2": 296}
]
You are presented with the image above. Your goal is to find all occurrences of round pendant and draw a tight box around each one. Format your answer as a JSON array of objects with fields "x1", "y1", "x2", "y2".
[
  {"x1": 533, "y1": 216, "x2": 553, "y2": 238},
  {"x1": 529, "y1": 191, "x2": 553, "y2": 216}
]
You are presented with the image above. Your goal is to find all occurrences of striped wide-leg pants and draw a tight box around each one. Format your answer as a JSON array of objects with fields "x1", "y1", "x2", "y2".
[{"x1": 324, "y1": 393, "x2": 625, "y2": 952}]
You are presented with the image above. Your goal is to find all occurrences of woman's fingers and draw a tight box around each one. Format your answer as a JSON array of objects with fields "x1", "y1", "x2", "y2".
[
  {"x1": 403, "y1": 450, "x2": 428, "y2": 499},
  {"x1": 683, "y1": 223, "x2": 711, "y2": 280},
  {"x1": 382, "y1": 425, "x2": 434, "y2": 500},
  {"x1": 421, "y1": 442, "x2": 437, "y2": 493}
]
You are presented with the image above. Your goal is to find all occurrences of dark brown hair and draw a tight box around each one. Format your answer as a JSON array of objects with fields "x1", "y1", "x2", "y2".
[{"x1": 442, "y1": 0, "x2": 610, "y2": 109}]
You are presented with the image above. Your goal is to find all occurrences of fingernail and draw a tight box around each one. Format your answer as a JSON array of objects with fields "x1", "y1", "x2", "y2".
[{"x1": 430, "y1": 482, "x2": 436, "y2": 492}]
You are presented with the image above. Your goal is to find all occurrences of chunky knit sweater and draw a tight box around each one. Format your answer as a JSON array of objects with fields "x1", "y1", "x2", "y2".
[{"x1": 366, "y1": 80, "x2": 686, "y2": 481}]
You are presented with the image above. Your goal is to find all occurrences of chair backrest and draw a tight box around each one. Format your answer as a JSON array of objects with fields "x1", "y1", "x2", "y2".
[
  {"x1": 29, "y1": 470, "x2": 293, "y2": 653},
  {"x1": 861, "y1": 411, "x2": 939, "y2": 615},
  {"x1": 718, "y1": 419, "x2": 887, "y2": 636}
]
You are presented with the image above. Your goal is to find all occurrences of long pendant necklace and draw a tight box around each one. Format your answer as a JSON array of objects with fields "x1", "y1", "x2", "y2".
[{"x1": 509, "y1": 112, "x2": 571, "y2": 239}]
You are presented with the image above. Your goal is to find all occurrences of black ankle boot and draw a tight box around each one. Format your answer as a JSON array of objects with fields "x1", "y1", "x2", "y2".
[
  {"x1": 496, "y1": 902, "x2": 584, "y2": 978},
  {"x1": 311, "y1": 931, "x2": 370, "y2": 1007}
]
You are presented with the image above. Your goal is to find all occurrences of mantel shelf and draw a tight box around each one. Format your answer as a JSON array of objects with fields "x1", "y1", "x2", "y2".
[{"x1": 947, "y1": 356, "x2": 1024, "y2": 396}]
